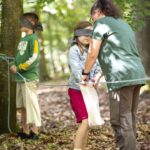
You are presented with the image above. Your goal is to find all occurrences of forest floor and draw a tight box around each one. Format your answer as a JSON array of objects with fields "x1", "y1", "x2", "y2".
[{"x1": 0, "y1": 81, "x2": 150, "y2": 150}]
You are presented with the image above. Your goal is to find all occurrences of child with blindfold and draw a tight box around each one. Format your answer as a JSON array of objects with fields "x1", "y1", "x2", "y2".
[
  {"x1": 10, "y1": 12, "x2": 43, "y2": 140},
  {"x1": 68, "y1": 21, "x2": 102, "y2": 150}
]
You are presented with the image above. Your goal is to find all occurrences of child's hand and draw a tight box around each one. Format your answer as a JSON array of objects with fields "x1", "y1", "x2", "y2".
[
  {"x1": 82, "y1": 74, "x2": 89, "y2": 82},
  {"x1": 10, "y1": 65, "x2": 17, "y2": 74}
]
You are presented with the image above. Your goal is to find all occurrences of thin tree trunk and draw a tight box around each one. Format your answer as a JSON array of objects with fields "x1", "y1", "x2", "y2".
[
  {"x1": 0, "y1": 0, "x2": 23, "y2": 134},
  {"x1": 136, "y1": 17, "x2": 150, "y2": 76},
  {"x1": 136, "y1": 1, "x2": 150, "y2": 91},
  {"x1": 34, "y1": 9, "x2": 50, "y2": 81},
  {"x1": 47, "y1": 15, "x2": 57, "y2": 76},
  {"x1": 58, "y1": 53, "x2": 65, "y2": 74},
  {"x1": 39, "y1": 49, "x2": 51, "y2": 81}
]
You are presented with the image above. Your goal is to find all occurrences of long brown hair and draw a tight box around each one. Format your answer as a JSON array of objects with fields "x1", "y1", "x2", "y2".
[{"x1": 91, "y1": 0, "x2": 121, "y2": 19}]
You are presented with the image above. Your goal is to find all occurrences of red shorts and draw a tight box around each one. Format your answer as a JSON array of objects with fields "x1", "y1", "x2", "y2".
[{"x1": 68, "y1": 88, "x2": 88, "y2": 123}]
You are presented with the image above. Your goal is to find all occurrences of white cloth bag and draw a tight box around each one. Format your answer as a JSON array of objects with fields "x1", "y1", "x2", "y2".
[
  {"x1": 25, "y1": 81, "x2": 41, "y2": 127},
  {"x1": 80, "y1": 84, "x2": 104, "y2": 127},
  {"x1": 16, "y1": 72, "x2": 41, "y2": 127}
]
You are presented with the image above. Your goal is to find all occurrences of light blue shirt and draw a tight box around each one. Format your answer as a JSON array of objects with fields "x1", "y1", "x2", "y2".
[{"x1": 68, "y1": 44, "x2": 101, "y2": 90}]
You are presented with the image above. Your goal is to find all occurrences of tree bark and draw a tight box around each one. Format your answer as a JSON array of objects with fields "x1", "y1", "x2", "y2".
[
  {"x1": 47, "y1": 15, "x2": 57, "y2": 76},
  {"x1": 38, "y1": 32, "x2": 51, "y2": 81},
  {"x1": 136, "y1": 17, "x2": 150, "y2": 76},
  {"x1": 33, "y1": 9, "x2": 50, "y2": 81},
  {"x1": 136, "y1": 0, "x2": 150, "y2": 76},
  {"x1": 136, "y1": 0, "x2": 150, "y2": 91},
  {"x1": 0, "y1": 0, "x2": 23, "y2": 134}
]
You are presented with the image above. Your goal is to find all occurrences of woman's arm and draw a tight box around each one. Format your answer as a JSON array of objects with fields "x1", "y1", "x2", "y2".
[{"x1": 82, "y1": 39, "x2": 102, "y2": 81}]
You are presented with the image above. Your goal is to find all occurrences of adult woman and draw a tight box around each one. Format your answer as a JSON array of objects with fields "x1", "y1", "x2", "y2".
[{"x1": 82, "y1": 0, "x2": 145, "y2": 150}]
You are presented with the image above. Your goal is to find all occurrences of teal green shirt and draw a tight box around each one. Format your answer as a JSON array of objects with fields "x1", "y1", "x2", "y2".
[
  {"x1": 92, "y1": 16, "x2": 145, "y2": 91},
  {"x1": 14, "y1": 34, "x2": 40, "y2": 82}
]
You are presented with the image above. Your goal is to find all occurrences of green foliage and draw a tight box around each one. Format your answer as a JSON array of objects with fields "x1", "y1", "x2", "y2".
[
  {"x1": 23, "y1": 0, "x2": 95, "y2": 78},
  {"x1": 22, "y1": 0, "x2": 150, "y2": 78},
  {"x1": 35, "y1": 0, "x2": 55, "y2": 10},
  {"x1": 114, "y1": 0, "x2": 150, "y2": 30}
]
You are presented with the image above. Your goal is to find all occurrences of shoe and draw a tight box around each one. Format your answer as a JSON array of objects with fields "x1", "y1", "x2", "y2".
[
  {"x1": 28, "y1": 131, "x2": 39, "y2": 140},
  {"x1": 17, "y1": 132, "x2": 30, "y2": 139}
]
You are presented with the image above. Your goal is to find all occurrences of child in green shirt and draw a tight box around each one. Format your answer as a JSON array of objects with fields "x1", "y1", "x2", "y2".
[{"x1": 10, "y1": 12, "x2": 43, "y2": 139}]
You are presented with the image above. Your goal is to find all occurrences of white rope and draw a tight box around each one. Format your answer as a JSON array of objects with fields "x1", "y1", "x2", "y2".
[
  {"x1": 17, "y1": 74, "x2": 149, "y2": 87},
  {"x1": 98, "y1": 77, "x2": 147, "y2": 84},
  {"x1": 0, "y1": 55, "x2": 149, "y2": 87},
  {"x1": 37, "y1": 77, "x2": 148, "y2": 87},
  {"x1": 7, "y1": 59, "x2": 13, "y2": 133},
  {"x1": 16, "y1": 72, "x2": 29, "y2": 82}
]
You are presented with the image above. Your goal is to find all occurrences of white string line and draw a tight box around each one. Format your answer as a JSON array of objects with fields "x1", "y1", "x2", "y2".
[
  {"x1": 7, "y1": 59, "x2": 12, "y2": 133},
  {"x1": 17, "y1": 71, "x2": 149, "y2": 87},
  {"x1": 0, "y1": 55, "x2": 149, "y2": 86}
]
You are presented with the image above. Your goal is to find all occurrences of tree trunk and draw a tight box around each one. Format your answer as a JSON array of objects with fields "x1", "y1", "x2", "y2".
[
  {"x1": 136, "y1": 0, "x2": 150, "y2": 76},
  {"x1": 136, "y1": 1, "x2": 150, "y2": 91},
  {"x1": 136, "y1": 17, "x2": 150, "y2": 76},
  {"x1": 47, "y1": 15, "x2": 57, "y2": 76},
  {"x1": 38, "y1": 33, "x2": 51, "y2": 81},
  {"x1": 33, "y1": 9, "x2": 50, "y2": 81},
  {"x1": 39, "y1": 49, "x2": 51, "y2": 81},
  {"x1": 0, "y1": 0, "x2": 23, "y2": 134}
]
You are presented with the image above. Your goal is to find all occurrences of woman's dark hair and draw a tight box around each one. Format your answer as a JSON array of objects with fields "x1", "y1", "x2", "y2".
[
  {"x1": 72, "y1": 21, "x2": 92, "y2": 46},
  {"x1": 91, "y1": 0, "x2": 121, "y2": 19}
]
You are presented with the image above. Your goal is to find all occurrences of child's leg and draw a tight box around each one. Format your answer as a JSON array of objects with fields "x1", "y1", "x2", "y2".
[
  {"x1": 74, "y1": 119, "x2": 89, "y2": 150},
  {"x1": 16, "y1": 83, "x2": 29, "y2": 135},
  {"x1": 68, "y1": 89, "x2": 88, "y2": 150},
  {"x1": 83, "y1": 126, "x2": 89, "y2": 149},
  {"x1": 21, "y1": 108, "x2": 30, "y2": 134}
]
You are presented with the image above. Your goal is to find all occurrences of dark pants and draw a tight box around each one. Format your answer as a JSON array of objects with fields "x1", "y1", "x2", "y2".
[{"x1": 109, "y1": 85, "x2": 141, "y2": 150}]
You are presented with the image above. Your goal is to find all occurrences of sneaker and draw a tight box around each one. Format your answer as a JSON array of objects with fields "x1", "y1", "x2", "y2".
[
  {"x1": 17, "y1": 132, "x2": 30, "y2": 139},
  {"x1": 28, "y1": 131, "x2": 39, "y2": 140}
]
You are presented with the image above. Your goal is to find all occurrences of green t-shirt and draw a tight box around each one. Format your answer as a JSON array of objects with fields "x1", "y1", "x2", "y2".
[
  {"x1": 92, "y1": 16, "x2": 145, "y2": 91},
  {"x1": 14, "y1": 33, "x2": 40, "y2": 82}
]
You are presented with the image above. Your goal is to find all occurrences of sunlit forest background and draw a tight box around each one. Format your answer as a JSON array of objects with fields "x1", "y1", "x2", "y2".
[
  {"x1": 29, "y1": 0, "x2": 150, "y2": 82},
  {"x1": 0, "y1": 0, "x2": 150, "y2": 81},
  {"x1": 1, "y1": 0, "x2": 147, "y2": 81},
  {"x1": 0, "y1": 0, "x2": 150, "y2": 149}
]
